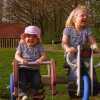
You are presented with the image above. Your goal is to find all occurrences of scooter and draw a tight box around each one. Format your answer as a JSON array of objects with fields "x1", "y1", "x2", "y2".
[{"x1": 66, "y1": 45, "x2": 100, "y2": 100}]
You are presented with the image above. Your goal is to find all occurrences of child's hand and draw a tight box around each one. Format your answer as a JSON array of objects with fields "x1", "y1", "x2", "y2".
[
  {"x1": 91, "y1": 43, "x2": 98, "y2": 50},
  {"x1": 20, "y1": 59, "x2": 28, "y2": 64},
  {"x1": 66, "y1": 47, "x2": 77, "y2": 53},
  {"x1": 34, "y1": 59, "x2": 43, "y2": 64}
]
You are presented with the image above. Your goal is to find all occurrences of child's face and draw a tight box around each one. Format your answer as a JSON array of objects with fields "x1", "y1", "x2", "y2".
[
  {"x1": 25, "y1": 34, "x2": 38, "y2": 47},
  {"x1": 74, "y1": 10, "x2": 89, "y2": 27}
]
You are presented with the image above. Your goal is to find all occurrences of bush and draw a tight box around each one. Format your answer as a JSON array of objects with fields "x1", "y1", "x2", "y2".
[
  {"x1": 42, "y1": 32, "x2": 61, "y2": 44},
  {"x1": 92, "y1": 27, "x2": 100, "y2": 42}
]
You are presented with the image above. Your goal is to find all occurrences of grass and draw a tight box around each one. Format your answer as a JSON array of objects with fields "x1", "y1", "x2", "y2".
[
  {"x1": 0, "y1": 48, "x2": 15, "y2": 98},
  {"x1": 0, "y1": 45, "x2": 100, "y2": 100}
]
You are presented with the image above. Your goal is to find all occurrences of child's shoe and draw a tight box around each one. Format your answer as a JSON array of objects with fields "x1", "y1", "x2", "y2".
[
  {"x1": 18, "y1": 90, "x2": 28, "y2": 100},
  {"x1": 22, "y1": 95, "x2": 28, "y2": 100},
  {"x1": 13, "y1": 87, "x2": 18, "y2": 96}
]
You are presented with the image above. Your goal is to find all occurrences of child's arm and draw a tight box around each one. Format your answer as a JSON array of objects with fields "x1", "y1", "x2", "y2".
[
  {"x1": 88, "y1": 35, "x2": 98, "y2": 50},
  {"x1": 34, "y1": 51, "x2": 47, "y2": 64},
  {"x1": 15, "y1": 50, "x2": 28, "y2": 64},
  {"x1": 62, "y1": 34, "x2": 77, "y2": 53}
]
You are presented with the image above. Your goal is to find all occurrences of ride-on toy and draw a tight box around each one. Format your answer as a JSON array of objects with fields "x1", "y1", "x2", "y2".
[
  {"x1": 66, "y1": 45, "x2": 100, "y2": 100},
  {"x1": 9, "y1": 59, "x2": 56, "y2": 100}
]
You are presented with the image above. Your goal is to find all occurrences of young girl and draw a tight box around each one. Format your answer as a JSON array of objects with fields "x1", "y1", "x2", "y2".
[
  {"x1": 14, "y1": 25, "x2": 47, "y2": 100},
  {"x1": 62, "y1": 5, "x2": 99, "y2": 99}
]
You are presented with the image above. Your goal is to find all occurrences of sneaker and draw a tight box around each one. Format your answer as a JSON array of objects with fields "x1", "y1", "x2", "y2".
[
  {"x1": 18, "y1": 90, "x2": 28, "y2": 100},
  {"x1": 22, "y1": 95, "x2": 28, "y2": 100},
  {"x1": 13, "y1": 87, "x2": 18, "y2": 96}
]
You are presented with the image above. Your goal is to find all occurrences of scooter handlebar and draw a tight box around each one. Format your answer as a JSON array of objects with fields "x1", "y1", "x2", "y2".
[{"x1": 18, "y1": 60, "x2": 51, "y2": 65}]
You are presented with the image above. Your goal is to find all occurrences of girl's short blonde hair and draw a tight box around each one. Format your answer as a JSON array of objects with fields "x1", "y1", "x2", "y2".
[{"x1": 65, "y1": 5, "x2": 90, "y2": 27}]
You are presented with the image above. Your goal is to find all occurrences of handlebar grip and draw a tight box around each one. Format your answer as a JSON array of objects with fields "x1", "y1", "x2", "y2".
[{"x1": 66, "y1": 52, "x2": 76, "y2": 67}]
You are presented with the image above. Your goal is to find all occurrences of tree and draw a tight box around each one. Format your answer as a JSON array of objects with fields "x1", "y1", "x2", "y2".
[{"x1": 1, "y1": 0, "x2": 100, "y2": 43}]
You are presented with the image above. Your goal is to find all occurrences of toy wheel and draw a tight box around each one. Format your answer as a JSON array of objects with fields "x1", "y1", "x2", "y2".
[
  {"x1": 81, "y1": 73, "x2": 90, "y2": 100},
  {"x1": 9, "y1": 73, "x2": 16, "y2": 100}
]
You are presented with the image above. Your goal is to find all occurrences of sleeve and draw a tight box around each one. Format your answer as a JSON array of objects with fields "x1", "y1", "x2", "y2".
[
  {"x1": 63, "y1": 27, "x2": 71, "y2": 37},
  {"x1": 16, "y1": 42, "x2": 23, "y2": 53},
  {"x1": 38, "y1": 43, "x2": 44, "y2": 54}
]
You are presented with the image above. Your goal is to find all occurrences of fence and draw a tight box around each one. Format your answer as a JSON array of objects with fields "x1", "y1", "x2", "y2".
[{"x1": 0, "y1": 38, "x2": 20, "y2": 48}]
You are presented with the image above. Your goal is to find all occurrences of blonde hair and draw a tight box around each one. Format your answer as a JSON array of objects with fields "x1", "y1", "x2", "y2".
[{"x1": 65, "y1": 5, "x2": 89, "y2": 27}]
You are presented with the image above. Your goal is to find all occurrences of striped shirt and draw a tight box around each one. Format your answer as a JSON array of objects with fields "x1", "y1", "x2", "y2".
[{"x1": 63, "y1": 27, "x2": 92, "y2": 49}]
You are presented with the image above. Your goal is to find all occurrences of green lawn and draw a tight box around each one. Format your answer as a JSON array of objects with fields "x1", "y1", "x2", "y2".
[{"x1": 0, "y1": 46, "x2": 100, "y2": 100}]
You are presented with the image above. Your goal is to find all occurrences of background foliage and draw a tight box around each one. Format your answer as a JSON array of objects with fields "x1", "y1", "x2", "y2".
[{"x1": 0, "y1": 0, "x2": 100, "y2": 43}]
